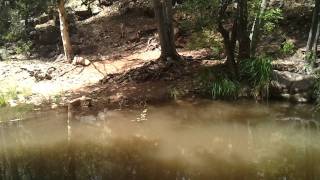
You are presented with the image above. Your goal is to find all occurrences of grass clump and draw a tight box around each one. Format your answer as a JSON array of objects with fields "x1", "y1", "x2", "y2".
[
  {"x1": 0, "y1": 82, "x2": 32, "y2": 107},
  {"x1": 169, "y1": 87, "x2": 181, "y2": 101},
  {"x1": 240, "y1": 56, "x2": 272, "y2": 99},
  {"x1": 0, "y1": 88, "x2": 18, "y2": 107},
  {"x1": 198, "y1": 69, "x2": 240, "y2": 100},
  {"x1": 211, "y1": 77, "x2": 240, "y2": 99},
  {"x1": 0, "y1": 94, "x2": 7, "y2": 107}
]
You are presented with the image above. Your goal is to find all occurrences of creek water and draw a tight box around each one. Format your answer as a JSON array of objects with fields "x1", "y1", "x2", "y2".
[{"x1": 0, "y1": 100, "x2": 320, "y2": 180}]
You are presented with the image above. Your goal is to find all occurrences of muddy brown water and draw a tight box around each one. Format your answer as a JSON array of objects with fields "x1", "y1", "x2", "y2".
[{"x1": 0, "y1": 100, "x2": 320, "y2": 180}]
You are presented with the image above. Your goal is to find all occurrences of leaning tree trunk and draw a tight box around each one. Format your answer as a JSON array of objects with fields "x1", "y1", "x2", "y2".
[
  {"x1": 250, "y1": 0, "x2": 269, "y2": 57},
  {"x1": 153, "y1": 0, "x2": 181, "y2": 61},
  {"x1": 58, "y1": 0, "x2": 73, "y2": 63},
  {"x1": 237, "y1": 0, "x2": 251, "y2": 60}
]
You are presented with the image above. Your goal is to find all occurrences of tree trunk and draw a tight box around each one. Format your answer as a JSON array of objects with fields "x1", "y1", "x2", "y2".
[
  {"x1": 217, "y1": 0, "x2": 239, "y2": 78},
  {"x1": 237, "y1": 0, "x2": 251, "y2": 60},
  {"x1": 250, "y1": 0, "x2": 268, "y2": 57},
  {"x1": 306, "y1": 0, "x2": 320, "y2": 52},
  {"x1": 58, "y1": 0, "x2": 73, "y2": 63},
  {"x1": 311, "y1": 14, "x2": 320, "y2": 67},
  {"x1": 153, "y1": 0, "x2": 180, "y2": 61}
]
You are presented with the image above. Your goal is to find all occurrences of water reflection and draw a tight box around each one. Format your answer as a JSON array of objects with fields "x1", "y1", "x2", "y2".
[{"x1": 0, "y1": 101, "x2": 320, "y2": 180}]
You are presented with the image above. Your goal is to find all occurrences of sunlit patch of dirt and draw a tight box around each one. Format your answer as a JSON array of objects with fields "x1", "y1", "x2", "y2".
[{"x1": 0, "y1": 7, "x2": 217, "y2": 108}]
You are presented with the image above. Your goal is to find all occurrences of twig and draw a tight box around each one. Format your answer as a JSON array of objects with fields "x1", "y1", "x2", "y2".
[{"x1": 59, "y1": 66, "x2": 81, "y2": 77}]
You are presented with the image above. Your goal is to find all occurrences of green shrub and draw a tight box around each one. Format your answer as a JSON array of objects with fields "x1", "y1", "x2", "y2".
[
  {"x1": 2, "y1": 10, "x2": 25, "y2": 42},
  {"x1": 240, "y1": 56, "x2": 272, "y2": 98},
  {"x1": 281, "y1": 40, "x2": 295, "y2": 55},
  {"x1": 15, "y1": 40, "x2": 32, "y2": 54},
  {"x1": 262, "y1": 8, "x2": 283, "y2": 32}
]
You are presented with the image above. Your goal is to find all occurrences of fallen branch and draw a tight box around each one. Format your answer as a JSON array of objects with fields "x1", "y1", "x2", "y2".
[{"x1": 59, "y1": 66, "x2": 80, "y2": 77}]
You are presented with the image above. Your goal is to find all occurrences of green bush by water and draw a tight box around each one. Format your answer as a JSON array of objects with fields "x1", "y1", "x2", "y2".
[
  {"x1": 240, "y1": 56, "x2": 272, "y2": 98},
  {"x1": 198, "y1": 69, "x2": 240, "y2": 99},
  {"x1": 211, "y1": 77, "x2": 240, "y2": 99},
  {"x1": 0, "y1": 88, "x2": 19, "y2": 107},
  {"x1": 0, "y1": 83, "x2": 31, "y2": 107}
]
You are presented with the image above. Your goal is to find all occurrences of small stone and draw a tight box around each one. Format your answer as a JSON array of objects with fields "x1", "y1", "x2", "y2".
[
  {"x1": 280, "y1": 93, "x2": 290, "y2": 99},
  {"x1": 292, "y1": 94, "x2": 308, "y2": 103},
  {"x1": 51, "y1": 103, "x2": 58, "y2": 109},
  {"x1": 17, "y1": 94, "x2": 26, "y2": 103},
  {"x1": 72, "y1": 56, "x2": 91, "y2": 66},
  {"x1": 8, "y1": 100, "x2": 18, "y2": 107}
]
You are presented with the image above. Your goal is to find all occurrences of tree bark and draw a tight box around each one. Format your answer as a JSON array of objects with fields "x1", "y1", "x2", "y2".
[
  {"x1": 153, "y1": 0, "x2": 180, "y2": 61},
  {"x1": 306, "y1": 0, "x2": 320, "y2": 53},
  {"x1": 237, "y1": 0, "x2": 251, "y2": 60},
  {"x1": 310, "y1": 13, "x2": 320, "y2": 67},
  {"x1": 250, "y1": 0, "x2": 269, "y2": 57},
  {"x1": 58, "y1": 0, "x2": 73, "y2": 63},
  {"x1": 217, "y1": 0, "x2": 239, "y2": 78}
]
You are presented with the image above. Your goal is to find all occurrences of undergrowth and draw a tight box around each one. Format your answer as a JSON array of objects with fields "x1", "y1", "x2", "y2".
[
  {"x1": 240, "y1": 56, "x2": 272, "y2": 99},
  {"x1": 198, "y1": 69, "x2": 240, "y2": 100},
  {"x1": 0, "y1": 89, "x2": 18, "y2": 107},
  {"x1": 211, "y1": 77, "x2": 240, "y2": 99},
  {"x1": 280, "y1": 40, "x2": 295, "y2": 56},
  {"x1": 187, "y1": 29, "x2": 223, "y2": 56},
  {"x1": 0, "y1": 82, "x2": 31, "y2": 107}
]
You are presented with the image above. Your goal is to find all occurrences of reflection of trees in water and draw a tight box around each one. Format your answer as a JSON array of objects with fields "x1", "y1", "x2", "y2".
[{"x1": 0, "y1": 120, "x2": 320, "y2": 180}]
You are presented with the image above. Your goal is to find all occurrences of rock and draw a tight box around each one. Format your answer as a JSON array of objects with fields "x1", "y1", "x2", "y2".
[
  {"x1": 10, "y1": 54, "x2": 27, "y2": 60},
  {"x1": 72, "y1": 56, "x2": 91, "y2": 66},
  {"x1": 0, "y1": 48, "x2": 8, "y2": 60},
  {"x1": 17, "y1": 95, "x2": 26, "y2": 103},
  {"x1": 68, "y1": 96, "x2": 92, "y2": 110},
  {"x1": 272, "y1": 70, "x2": 315, "y2": 92},
  {"x1": 292, "y1": 93, "x2": 309, "y2": 103},
  {"x1": 34, "y1": 13, "x2": 50, "y2": 25},
  {"x1": 75, "y1": 10, "x2": 94, "y2": 21},
  {"x1": 8, "y1": 100, "x2": 18, "y2": 107},
  {"x1": 51, "y1": 103, "x2": 58, "y2": 109},
  {"x1": 35, "y1": 25, "x2": 60, "y2": 45},
  {"x1": 99, "y1": 0, "x2": 113, "y2": 7},
  {"x1": 270, "y1": 70, "x2": 316, "y2": 102}
]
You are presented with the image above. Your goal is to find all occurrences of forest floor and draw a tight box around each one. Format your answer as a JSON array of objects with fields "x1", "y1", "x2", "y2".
[
  {"x1": 0, "y1": 8, "x2": 219, "y2": 109},
  {"x1": 0, "y1": 3, "x2": 315, "y2": 109}
]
